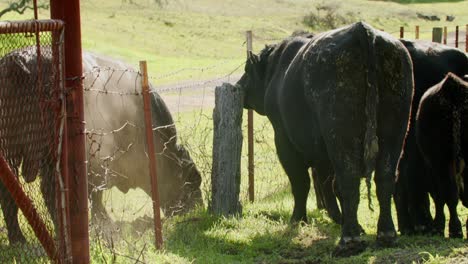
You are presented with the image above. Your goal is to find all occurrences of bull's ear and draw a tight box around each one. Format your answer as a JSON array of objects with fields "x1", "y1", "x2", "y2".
[{"x1": 247, "y1": 51, "x2": 259, "y2": 64}]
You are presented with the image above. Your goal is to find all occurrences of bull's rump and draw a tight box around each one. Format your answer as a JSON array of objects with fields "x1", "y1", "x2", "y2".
[{"x1": 295, "y1": 22, "x2": 412, "y2": 173}]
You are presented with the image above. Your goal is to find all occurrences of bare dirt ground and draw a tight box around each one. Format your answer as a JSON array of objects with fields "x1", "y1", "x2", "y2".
[{"x1": 157, "y1": 75, "x2": 240, "y2": 113}]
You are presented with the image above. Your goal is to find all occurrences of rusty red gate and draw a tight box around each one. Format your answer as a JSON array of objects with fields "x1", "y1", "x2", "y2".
[{"x1": 0, "y1": 20, "x2": 70, "y2": 263}]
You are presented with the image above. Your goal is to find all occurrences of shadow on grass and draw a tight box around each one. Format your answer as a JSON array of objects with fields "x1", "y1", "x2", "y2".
[
  {"x1": 161, "y1": 208, "x2": 339, "y2": 263},
  {"x1": 160, "y1": 207, "x2": 468, "y2": 263}
]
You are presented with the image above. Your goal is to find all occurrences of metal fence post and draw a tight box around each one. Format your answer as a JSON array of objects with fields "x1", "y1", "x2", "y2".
[
  {"x1": 400, "y1": 26, "x2": 404, "y2": 38},
  {"x1": 140, "y1": 61, "x2": 163, "y2": 249},
  {"x1": 50, "y1": 1, "x2": 90, "y2": 262},
  {"x1": 246, "y1": 30, "x2": 255, "y2": 203},
  {"x1": 455, "y1": 25, "x2": 459, "y2": 48},
  {"x1": 415, "y1": 25, "x2": 419, "y2": 39}
]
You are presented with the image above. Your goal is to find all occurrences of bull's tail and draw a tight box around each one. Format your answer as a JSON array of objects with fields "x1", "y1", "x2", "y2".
[{"x1": 358, "y1": 22, "x2": 379, "y2": 211}]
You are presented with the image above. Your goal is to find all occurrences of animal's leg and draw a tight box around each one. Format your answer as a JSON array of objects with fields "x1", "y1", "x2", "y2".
[
  {"x1": 90, "y1": 189, "x2": 110, "y2": 221},
  {"x1": 40, "y1": 164, "x2": 57, "y2": 229},
  {"x1": 313, "y1": 163, "x2": 341, "y2": 224},
  {"x1": 394, "y1": 174, "x2": 413, "y2": 235},
  {"x1": 432, "y1": 196, "x2": 446, "y2": 236},
  {"x1": 374, "y1": 151, "x2": 397, "y2": 246},
  {"x1": 447, "y1": 202, "x2": 462, "y2": 238},
  {"x1": 274, "y1": 131, "x2": 310, "y2": 223},
  {"x1": 332, "y1": 161, "x2": 365, "y2": 256},
  {"x1": 447, "y1": 161, "x2": 462, "y2": 238},
  {"x1": 0, "y1": 183, "x2": 26, "y2": 244},
  {"x1": 311, "y1": 168, "x2": 325, "y2": 210},
  {"x1": 402, "y1": 151, "x2": 433, "y2": 235}
]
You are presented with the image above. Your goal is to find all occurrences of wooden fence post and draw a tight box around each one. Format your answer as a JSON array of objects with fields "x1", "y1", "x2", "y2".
[
  {"x1": 443, "y1": 26, "x2": 447, "y2": 45},
  {"x1": 140, "y1": 61, "x2": 163, "y2": 249},
  {"x1": 211, "y1": 83, "x2": 243, "y2": 216},
  {"x1": 246, "y1": 30, "x2": 255, "y2": 203},
  {"x1": 465, "y1": 24, "x2": 468, "y2": 52},
  {"x1": 455, "y1": 25, "x2": 459, "y2": 48},
  {"x1": 432, "y1": 27, "x2": 443, "y2": 43},
  {"x1": 400, "y1": 26, "x2": 404, "y2": 38},
  {"x1": 415, "y1": 25, "x2": 419, "y2": 39}
]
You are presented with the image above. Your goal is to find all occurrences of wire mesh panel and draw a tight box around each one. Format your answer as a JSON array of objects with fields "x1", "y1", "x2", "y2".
[{"x1": 0, "y1": 20, "x2": 67, "y2": 263}]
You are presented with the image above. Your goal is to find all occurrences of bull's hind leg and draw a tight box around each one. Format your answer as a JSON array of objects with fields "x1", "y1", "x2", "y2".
[
  {"x1": 375, "y1": 88, "x2": 410, "y2": 245},
  {"x1": 274, "y1": 130, "x2": 310, "y2": 223},
  {"x1": 40, "y1": 164, "x2": 57, "y2": 229},
  {"x1": 332, "y1": 158, "x2": 365, "y2": 256},
  {"x1": 447, "y1": 161, "x2": 462, "y2": 238},
  {"x1": 0, "y1": 183, "x2": 26, "y2": 244},
  {"x1": 90, "y1": 189, "x2": 111, "y2": 221},
  {"x1": 313, "y1": 162, "x2": 341, "y2": 224}
]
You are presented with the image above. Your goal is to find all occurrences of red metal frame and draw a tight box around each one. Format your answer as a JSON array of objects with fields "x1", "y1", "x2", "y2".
[
  {"x1": 50, "y1": 1, "x2": 89, "y2": 263},
  {"x1": 0, "y1": 156, "x2": 58, "y2": 261}
]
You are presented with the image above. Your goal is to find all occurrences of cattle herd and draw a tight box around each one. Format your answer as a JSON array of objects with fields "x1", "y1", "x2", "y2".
[
  {"x1": 0, "y1": 21, "x2": 467, "y2": 258},
  {"x1": 237, "y1": 22, "x2": 468, "y2": 256}
]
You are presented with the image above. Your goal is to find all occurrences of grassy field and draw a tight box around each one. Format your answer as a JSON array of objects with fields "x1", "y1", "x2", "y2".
[{"x1": 1, "y1": 0, "x2": 468, "y2": 263}]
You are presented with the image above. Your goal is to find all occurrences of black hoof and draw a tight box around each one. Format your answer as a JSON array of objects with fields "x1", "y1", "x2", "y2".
[
  {"x1": 359, "y1": 224, "x2": 366, "y2": 235},
  {"x1": 290, "y1": 215, "x2": 308, "y2": 225},
  {"x1": 376, "y1": 231, "x2": 397, "y2": 248},
  {"x1": 431, "y1": 228, "x2": 444, "y2": 237},
  {"x1": 414, "y1": 225, "x2": 432, "y2": 236},
  {"x1": 449, "y1": 222, "x2": 463, "y2": 239},
  {"x1": 332, "y1": 238, "x2": 367, "y2": 257},
  {"x1": 449, "y1": 231, "x2": 463, "y2": 239}
]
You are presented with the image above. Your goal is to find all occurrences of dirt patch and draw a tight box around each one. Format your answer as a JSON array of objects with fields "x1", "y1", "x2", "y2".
[{"x1": 156, "y1": 75, "x2": 241, "y2": 113}]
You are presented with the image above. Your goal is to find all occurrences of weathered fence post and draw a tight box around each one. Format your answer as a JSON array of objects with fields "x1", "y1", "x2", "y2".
[
  {"x1": 140, "y1": 61, "x2": 163, "y2": 249},
  {"x1": 400, "y1": 26, "x2": 404, "y2": 38},
  {"x1": 443, "y1": 26, "x2": 448, "y2": 45},
  {"x1": 246, "y1": 30, "x2": 255, "y2": 203},
  {"x1": 465, "y1": 24, "x2": 467, "y2": 52},
  {"x1": 415, "y1": 25, "x2": 419, "y2": 39},
  {"x1": 455, "y1": 25, "x2": 459, "y2": 48},
  {"x1": 432, "y1": 27, "x2": 443, "y2": 43},
  {"x1": 211, "y1": 83, "x2": 243, "y2": 216}
]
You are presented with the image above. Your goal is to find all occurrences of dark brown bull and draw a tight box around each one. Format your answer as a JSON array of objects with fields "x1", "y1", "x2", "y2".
[
  {"x1": 0, "y1": 48, "x2": 202, "y2": 245},
  {"x1": 0, "y1": 47, "x2": 58, "y2": 244},
  {"x1": 415, "y1": 73, "x2": 468, "y2": 238}
]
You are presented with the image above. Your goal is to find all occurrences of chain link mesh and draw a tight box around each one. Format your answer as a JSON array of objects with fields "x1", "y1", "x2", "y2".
[{"x1": 0, "y1": 20, "x2": 66, "y2": 263}]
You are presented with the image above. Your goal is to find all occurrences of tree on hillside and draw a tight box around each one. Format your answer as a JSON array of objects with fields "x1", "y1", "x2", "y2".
[{"x1": 0, "y1": 0, "x2": 48, "y2": 19}]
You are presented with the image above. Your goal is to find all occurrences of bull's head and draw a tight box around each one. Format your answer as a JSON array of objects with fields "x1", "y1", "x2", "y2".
[
  {"x1": 236, "y1": 46, "x2": 275, "y2": 116},
  {"x1": 158, "y1": 144, "x2": 202, "y2": 217}
]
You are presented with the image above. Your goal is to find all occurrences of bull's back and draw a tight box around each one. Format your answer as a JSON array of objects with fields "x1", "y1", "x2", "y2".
[{"x1": 83, "y1": 52, "x2": 150, "y2": 191}]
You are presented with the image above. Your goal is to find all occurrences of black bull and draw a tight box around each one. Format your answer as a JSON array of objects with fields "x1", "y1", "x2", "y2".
[
  {"x1": 237, "y1": 22, "x2": 414, "y2": 255},
  {"x1": 0, "y1": 49, "x2": 202, "y2": 244},
  {"x1": 314, "y1": 39, "x2": 468, "y2": 235},
  {"x1": 300, "y1": 38, "x2": 467, "y2": 236},
  {"x1": 395, "y1": 40, "x2": 468, "y2": 236},
  {"x1": 415, "y1": 74, "x2": 468, "y2": 238}
]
